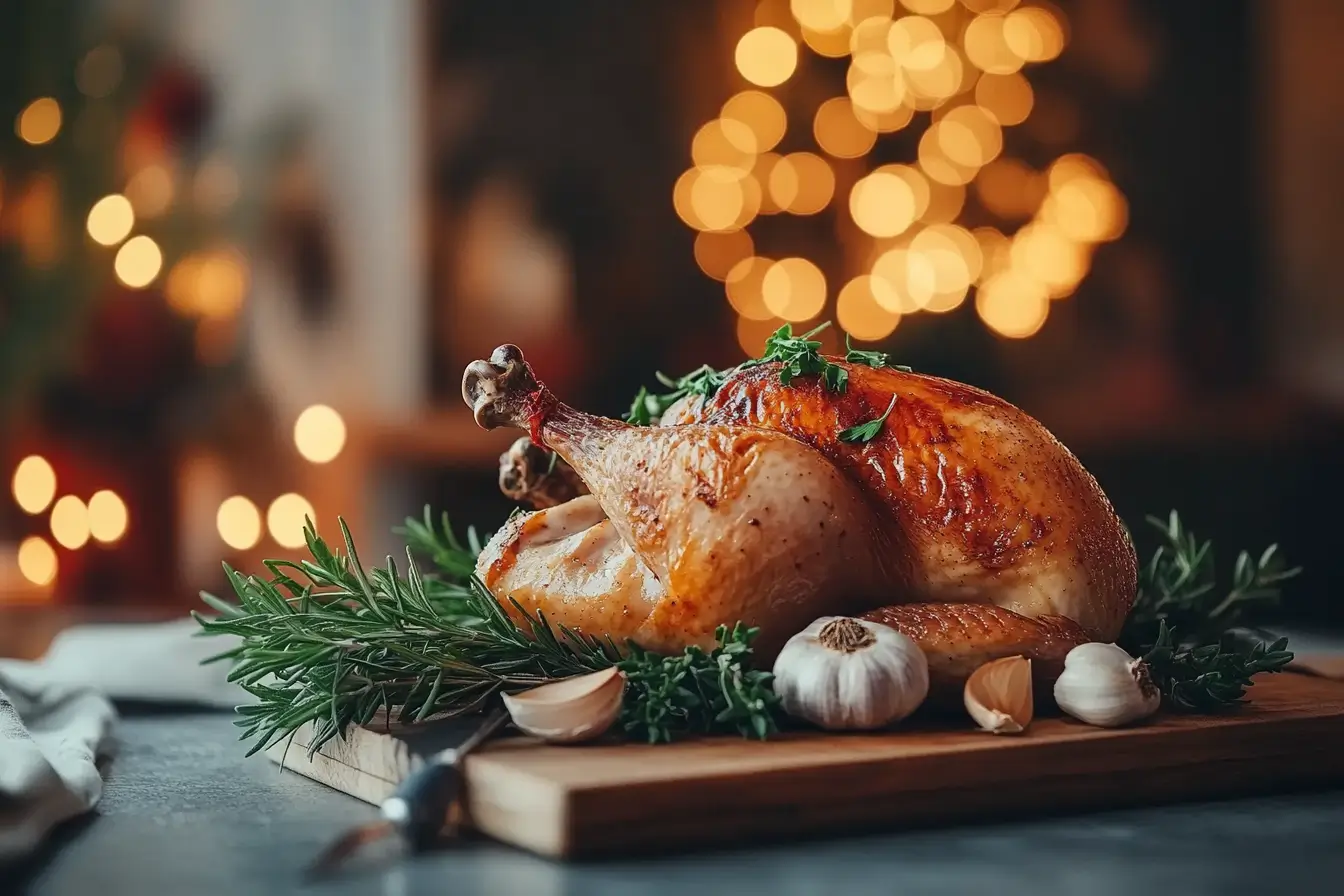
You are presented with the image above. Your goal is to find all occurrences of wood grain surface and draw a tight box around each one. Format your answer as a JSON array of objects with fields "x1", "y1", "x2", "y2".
[{"x1": 268, "y1": 672, "x2": 1344, "y2": 858}]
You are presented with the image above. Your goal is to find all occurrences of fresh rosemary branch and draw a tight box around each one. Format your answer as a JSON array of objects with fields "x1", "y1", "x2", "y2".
[
  {"x1": 195, "y1": 513, "x2": 779, "y2": 754},
  {"x1": 1119, "y1": 511, "x2": 1302, "y2": 711}
]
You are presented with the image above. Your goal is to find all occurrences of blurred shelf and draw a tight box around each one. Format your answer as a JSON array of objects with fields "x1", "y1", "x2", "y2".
[{"x1": 354, "y1": 407, "x2": 515, "y2": 467}]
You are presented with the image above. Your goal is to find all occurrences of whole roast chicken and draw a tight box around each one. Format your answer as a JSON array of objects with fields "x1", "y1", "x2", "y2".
[{"x1": 463, "y1": 343, "x2": 1136, "y2": 695}]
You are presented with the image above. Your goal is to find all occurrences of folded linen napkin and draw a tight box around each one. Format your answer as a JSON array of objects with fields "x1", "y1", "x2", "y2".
[{"x1": 0, "y1": 618, "x2": 242, "y2": 862}]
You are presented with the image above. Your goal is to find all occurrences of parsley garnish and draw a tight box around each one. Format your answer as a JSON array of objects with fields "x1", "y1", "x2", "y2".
[
  {"x1": 844, "y1": 334, "x2": 913, "y2": 372},
  {"x1": 741, "y1": 322, "x2": 848, "y2": 393},
  {"x1": 837, "y1": 394, "x2": 899, "y2": 444},
  {"x1": 625, "y1": 364, "x2": 730, "y2": 425}
]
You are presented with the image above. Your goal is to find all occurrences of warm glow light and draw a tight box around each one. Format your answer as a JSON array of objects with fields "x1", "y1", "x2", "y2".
[
  {"x1": 851, "y1": 0, "x2": 897, "y2": 22},
  {"x1": 194, "y1": 249, "x2": 249, "y2": 319},
  {"x1": 12, "y1": 456, "x2": 57, "y2": 515},
  {"x1": 802, "y1": 24, "x2": 855, "y2": 58},
  {"x1": 86, "y1": 194, "x2": 135, "y2": 246},
  {"x1": 16, "y1": 98, "x2": 61, "y2": 145},
  {"x1": 976, "y1": 269, "x2": 1049, "y2": 338},
  {"x1": 975, "y1": 157, "x2": 1044, "y2": 220},
  {"x1": 87, "y1": 490, "x2": 129, "y2": 543},
  {"x1": 17, "y1": 536, "x2": 57, "y2": 586},
  {"x1": 50, "y1": 495, "x2": 90, "y2": 550},
  {"x1": 850, "y1": 171, "x2": 918, "y2": 237},
  {"x1": 853, "y1": 102, "x2": 916, "y2": 133},
  {"x1": 975, "y1": 72, "x2": 1034, "y2": 125},
  {"x1": 217, "y1": 497, "x2": 262, "y2": 551},
  {"x1": 267, "y1": 494, "x2": 317, "y2": 549},
  {"x1": 194, "y1": 157, "x2": 241, "y2": 215},
  {"x1": 778, "y1": 152, "x2": 834, "y2": 215},
  {"x1": 726, "y1": 256, "x2": 776, "y2": 320},
  {"x1": 1003, "y1": 6, "x2": 1065, "y2": 62},
  {"x1": 688, "y1": 168, "x2": 748, "y2": 232},
  {"x1": 813, "y1": 97, "x2": 876, "y2": 159},
  {"x1": 903, "y1": 45, "x2": 967, "y2": 106},
  {"x1": 721, "y1": 91, "x2": 788, "y2": 153},
  {"x1": 872, "y1": 248, "x2": 937, "y2": 312},
  {"x1": 1010, "y1": 223, "x2": 1089, "y2": 297},
  {"x1": 960, "y1": 0, "x2": 1022, "y2": 13},
  {"x1": 837, "y1": 275, "x2": 901, "y2": 340},
  {"x1": 913, "y1": 224, "x2": 982, "y2": 293},
  {"x1": 918, "y1": 126, "x2": 978, "y2": 185},
  {"x1": 294, "y1": 404, "x2": 347, "y2": 464},
  {"x1": 126, "y1": 164, "x2": 174, "y2": 218},
  {"x1": 1043, "y1": 178, "x2": 1127, "y2": 243},
  {"x1": 973, "y1": 226, "x2": 1012, "y2": 282},
  {"x1": 737, "y1": 315, "x2": 787, "y2": 357},
  {"x1": 754, "y1": 154, "x2": 788, "y2": 213},
  {"x1": 847, "y1": 52, "x2": 905, "y2": 113},
  {"x1": 921, "y1": 179, "x2": 967, "y2": 223},
  {"x1": 902, "y1": 0, "x2": 955, "y2": 13},
  {"x1": 692, "y1": 119, "x2": 758, "y2": 171},
  {"x1": 1047, "y1": 153, "x2": 1108, "y2": 190},
  {"x1": 114, "y1": 235, "x2": 163, "y2": 288},
  {"x1": 736, "y1": 27, "x2": 799, "y2": 88},
  {"x1": 936, "y1": 105, "x2": 1003, "y2": 167},
  {"x1": 876, "y1": 164, "x2": 931, "y2": 219},
  {"x1": 793, "y1": 0, "x2": 853, "y2": 32},
  {"x1": 962, "y1": 13, "x2": 1025, "y2": 75},
  {"x1": 762, "y1": 257, "x2": 827, "y2": 322},
  {"x1": 850, "y1": 15, "x2": 895, "y2": 56},
  {"x1": 77, "y1": 45, "x2": 123, "y2": 98},
  {"x1": 888, "y1": 16, "x2": 946, "y2": 71},
  {"x1": 695, "y1": 230, "x2": 755, "y2": 281}
]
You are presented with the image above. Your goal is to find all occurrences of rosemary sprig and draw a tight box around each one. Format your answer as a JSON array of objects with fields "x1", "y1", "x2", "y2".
[
  {"x1": 195, "y1": 513, "x2": 779, "y2": 754},
  {"x1": 1142, "y1": 621, "x2": 1294, "y2": 712}
]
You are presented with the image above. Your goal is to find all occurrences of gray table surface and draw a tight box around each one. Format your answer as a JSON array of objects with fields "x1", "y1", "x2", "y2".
[{"x1": 14, "y1": 711, "x2": 1344, "y2": 896}]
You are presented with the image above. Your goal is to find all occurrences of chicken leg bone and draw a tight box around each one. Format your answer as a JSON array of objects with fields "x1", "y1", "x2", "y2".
[
  {"x1": 462, "y1": 344, "x2": 555, "y2": 441},
  {"x1": 499, "y1": 436, "x2": 589, "y2": 510}
]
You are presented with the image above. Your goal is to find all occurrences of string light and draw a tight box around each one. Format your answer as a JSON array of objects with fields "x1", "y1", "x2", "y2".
[
  {"x1": 16, "y1": 98, "x2": 61, "y2": 145},
  {"x1": 692, "y1": 120, "x2": 758, "y2": 171},
  {"x1": 721, "y1": 91, "x2": 788, "y2": 152},
  {"x1": 114, "y1": 235, "x2": 163, "y2": 288},
  {"x1": 12, "y1": 456, "x2": 57, "y2": 515},
  {"x1": 962, "y1": 13, "x2": 1025, "y2": 75},
  {"x1": 976, "y1": 269, "x2": 1049, "y2": 338},
  {"x1": 49, "y1": 495, "x2": 90, "y2": 550},
  {"x1": 87, "y1": 490, "x2": 129, "y2": 543},
  {"x1": 217, "y1": 496, "x2": 262, "y2": 551},
  {"x1": 778, "y1": 152, "x2": 834, "y2": 214},
  {"x1": 267, "y1": 493, "x2": 316, "y2": 550},
  {"x1": 792, "y1": 0, "x2": 853, "y2": 33},
  {"x1": 86, "y1": 194, "x2": 135, "y2": 246},
  {"x1": 735, "y1": 27, "x2": 799, "y2": 87},
  {"x1": 293, "y1": 404, "x2": 347, "y2": 464},
  {"x1": 850, "y1": 170, "x2": 917, "y2": 237},
  {"x1": 1003, "y1": 6, "x2": 1065, "y2": 63},
  {"x1": 814, "y1": 97, "x2": 876, "y2": 159},
  {"x1": 762, "y1": 257, "x2": 828, "y2": 321},
  {"x1": 17, "y1": 536, "x2": 58, "y2": 586}
]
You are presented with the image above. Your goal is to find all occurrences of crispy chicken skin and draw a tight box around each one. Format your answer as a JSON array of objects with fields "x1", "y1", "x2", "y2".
[{"x1": 463, "y1": 345, "x2": 1136, "y2": 685}]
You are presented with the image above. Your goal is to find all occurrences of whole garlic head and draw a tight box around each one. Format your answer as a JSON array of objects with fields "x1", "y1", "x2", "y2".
[
  {"x1": 772, "y1": 616, "x2": 929, "y2": 731},
  {"x1": 1053, "y1": 642, "x2": 1161, "y2": 728}
]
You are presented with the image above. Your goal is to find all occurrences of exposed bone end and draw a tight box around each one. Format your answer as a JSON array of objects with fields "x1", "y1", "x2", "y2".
[
  {"x1": 499, "y1": 437, "x2": 590, "y2": 510},
  {"x1": 462, "y1": 344, "x2": 542, "y2": 431}
]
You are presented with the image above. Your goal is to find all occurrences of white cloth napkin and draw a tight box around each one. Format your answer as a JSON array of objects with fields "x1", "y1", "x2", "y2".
[{"x1": 0, "y1": 618, "x2": 243, "y2": 863}]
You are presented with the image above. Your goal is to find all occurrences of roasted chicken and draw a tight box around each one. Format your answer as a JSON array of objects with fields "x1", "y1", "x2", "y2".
[{"x1": 463, "y1": 344, "x2": 1136, "y2": 694}]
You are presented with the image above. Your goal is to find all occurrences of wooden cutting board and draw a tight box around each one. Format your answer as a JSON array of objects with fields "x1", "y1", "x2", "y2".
[{"x1": 267, "y1": 671, "x2": 1344, "y2": 858}]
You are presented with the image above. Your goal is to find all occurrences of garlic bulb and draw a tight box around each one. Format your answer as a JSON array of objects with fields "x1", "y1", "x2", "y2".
[
  {"x1": 501, "y1": 667, "x2": 624, "y2": 743},
  {"x1": 772, "y1": 616, "x2": 929, "y2": 731},
  {"x1": 964, "y1": 655, "x2": 1033, "y2": 735},
  {"x1": 1053, "y1": 642, "x2": 1161, "y2": 728}
]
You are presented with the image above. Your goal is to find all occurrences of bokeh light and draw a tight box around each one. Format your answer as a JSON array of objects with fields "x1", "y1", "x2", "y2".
[
  {"x1": 267, "y1": 494, "x2": 317, "y2": 549},
  {"x1": 294, "y1": 405, "x2": 348, "y2": 464},
  {"x1": 87, "y1": 490, "x2": 129, "y2": 544},
  {"x1": 921, "y1": 178, "x2": 967, "y2": 223},
  {"x1": 974, "y1": 156, "x2": 1043, "y2": 219},
  {"x1": 126, "y1": 164, "x2": 174, "y2": 218},
  {"x1": 802, "y1": 24, "x2": 855, "y2": 58},
  {"x1": 837, "y1": 275, "x2": 901, "y2": 340},
  {"x1": 962, "y1": 13, "x2": 1025, "y2": 75},
  {"x1": 17, "y1": 536, "x2": 58, "y2": 586},
  {"x1": 114, "y1": 235, "x2": 163, "y2": 288},
  {"x1": 737, "y1": 315, "x2": 788, "y2": 357},
  {"x1": 736, "y1": 27, "x2": 799, "y2": 88},
  {"x1": 847, "y1": 52, "x2": 905, "y2": 114},
  {"x1": 976, "y1": 269, "x2": 1050, "y2": 338},
  {"x1": 721, "y1": 91, "x2": 788, "y2": 153},
  {"x1": 1003, "y1": 6, "x2": 1065, "y2": 62},
  {"x1": 217, "y1": 496, "x2": 262, "y2": 551},
  {"x1": 86, "y1": 194, "x2": 135, "y2": 246},
  {"x1": 16, "y1": 98, "x2": 61, "y2": 145},
  {"x1": 850, "y1": 170, "x2": 918, "y2": 237},
  {"x1": 975, "y1": 72, "x2": 1034, "y2": 125},
  {"x1": 12, "y1": 456, "x2": 57, "y2": 515},
  {"x1": 973, "y1": 225, "x2": 1012, "y2": 282},
  {"x1": 936, "y1": 105, "x2": 1003, "y2": 167},
  {"x1": 814, "y1": 97, "x2": 877, "y2": 159},
  {"x1": 778, "y1": 152, "x2": 835, "y2": 214},
  {"x1": 695, "y1": 230, "x2": 756, "y2": 281},
  {"x1": 762, "y1": 257, "x2": 828, "y2": 321},
  {"x1": 901, "y1": 0, "x2": 955, "y2": 14},
  {"x1": 793, "y1": 0, "x2": 853, "y2": 33},
  {"x1": 76, "y1": 45, "x2": 123, "y2": 98},
  {"x1": 872, "y1": 247, "x2": 937, "y2": 312},
  {"x1": 889, "y1": 16, "x2": 947, "y2": 71},
  {"x1": 50, "y1": 495, "x2": 90, "y2": 550},
  {"x1": 918, "y1": 126, "x2": 979, "y2": 185},
  {"x1": 726, "y1": 256, "x2": 776, "y2": 320},
  {"x1": 692, "y1": 119, "x2": 758, "y2": 171}
]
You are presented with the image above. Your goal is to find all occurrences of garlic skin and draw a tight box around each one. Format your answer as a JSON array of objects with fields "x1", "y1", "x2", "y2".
[
  {"x1": 1053, "y1": 642, "x2": 1161, "y2": 728},
  {"x1": 964, "y1": 655, "x2": 1033, "y2": 735},
  {"x1": 772, "y1": 616, "x2": 929, "y2": 731},
  {"x1": 501, "y1": 667, "x2": 625, "y2": 743}
]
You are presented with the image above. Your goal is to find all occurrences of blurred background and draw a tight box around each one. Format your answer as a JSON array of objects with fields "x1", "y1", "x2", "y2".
[{"x1": 2, "y1": 0, "x2": 1342, "y2": 652}]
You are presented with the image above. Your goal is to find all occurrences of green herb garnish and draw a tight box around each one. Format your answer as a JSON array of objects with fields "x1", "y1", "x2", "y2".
[
  {"x1": 743, "y1": 322, "x2": 848, "y2": 392},
  {"x1": 625, "y1": 365, "x2": 731, "y2": 425},
  {"x1": 194, "y1": 509, "x2": 778, "y2": 755},
  {"x1": 844, "y1": 334, "x2": 912, "y2": 372},
  {"x1": 837, "y1": 395, "x2": 899, "y2": 444},
  {"x1": 1142, "y1": 620, "x2": 1294, "y2": 712}
]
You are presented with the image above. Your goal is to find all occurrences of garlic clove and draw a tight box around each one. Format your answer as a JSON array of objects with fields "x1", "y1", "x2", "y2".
[
  {"x1": 502, "y1": 667, "x2": 625, "y2": 743},
  {"x1": 1053, "y1": 642, "x2": 1162, "y2": 728},
  {"x1": 964, "y1": 655, "x2": 1033, "y2": 735}
]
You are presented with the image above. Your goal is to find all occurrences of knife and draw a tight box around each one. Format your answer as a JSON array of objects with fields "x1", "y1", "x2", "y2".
[{"x1": 307, "y1": 706, "x2": 510, "y2": 874}]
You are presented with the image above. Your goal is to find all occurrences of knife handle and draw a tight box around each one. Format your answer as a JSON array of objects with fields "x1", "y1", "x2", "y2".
[{"x1": 381, "y1": 760, "x2": 464, "y2": 851}]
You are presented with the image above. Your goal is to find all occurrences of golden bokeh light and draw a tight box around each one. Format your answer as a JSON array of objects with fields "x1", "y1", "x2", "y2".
[
  {"x1": 1003, "y1": 6, "x2": 1065, "y2": 63},
  {"x1": 962, "y1": 13, "x2": 1025, "y2": 75},
  {"x1": 114, "y1": 235, "x2": 163, "y2": 289},
  {"x1": 688, "y1": 168, "x2": 748, "y2": 232},
  {"x1": 294, "y1": 405, "x2": 348, "y2": 464},
  {"x1": 86, "y1": 194, "x2": 135, "y2": 246},
  {"x1": 850, "y1": 171, "x2": 918, "y2": 237},
  {"x1": 921, "y1": 179, "x2": 967, "y2": 223},
  {"x1": 936, "y1": 105, "x2": 1003, "y2": 167},
  {"x1": 872, "y1": 247, "x2": 938, "y2": 312},
  {"x1": 793, "y1": 0, "x2": 853, "y2": 32},
  {"x1": 268, "y1": 494, "x2": 316, "y2": 550},
  {"x1": 853, "y1": 101, "x2": 916, "y2": 133},
  {"x1": 837, "y1": 275, "x2": 902, "y2": 340},
  {"x1": 755, "y1": 153, "x2": 789, "y2": 213},
  {"x1": 77, "y1": 45, "x2": 123, "y2": 98},
  {"x1": 960, "y1": 0, "x2": 1022, "y2": 13},
  {"x1": 847, "y1": 53, "x2": 906, "y2": 114},
  {"x1": 903, "y1": 45, "x2": 967, "y2": 106},
  {"x1": 1047, "y1": 153, "x2": 1108, "y2": 190},
  {"x1": 802, "y1": 24, "x2": 855, "y2": 58},
  {"x1": 217, "y1": 496, "x2": 262, "y2": 551},
  {"x1": 850, "y1": 15, "x2": 895, "y2": 55},
  {"x1": 763, "y1": 257, "x2": 828, "y2": 322},
  {"x1": 87, "y1": 490, "x2": 129, "y2": 544},
  {"x1": 901, "y1": 0, "x2": 955, "y2": 13},
  {"x1": 874, "y1": 164, "x2": 931, "y2": 220},
  {"x1": 736, "y1": 27, "x2": 799, "y2": 88},
  {"x1": 918, "y1": 126, "x2": 979, "y2": 185},
  {"x1": 974, "y1": 72, "x2": 1033, "y2": 125},
  {"x1": 913, "y1": 223, "x2": 983, "y2": 288},
  {"x1": 889, "y1": 16, "x2": 947, "y2": 71},
  {"x1": 194, "y1": 249, "x2": 250, "y2": 319},
  {"x1": 975, "y1": 156, "x2": 1044, "y2": 220},
  {"x1": 779, "y1": 152, "x2": 835, "y2": 214},
  {"x1": 814, "y1": 97, "x2": 877, "y2": 159},
  {"x1": 692, "y1": 119, "x2": 758, "y2": 171},
  {"x1": 12, "y1": 456, "x2": 56, "y2": 515},
  {"x1": 1011, "y1": 223, "x2": 1089, "y2": 298},
  {"x1": 17, "y1": 536, "x2": 58, "y2": 587},
  {"x1": 976, "y1": 269, "x2": 1050, "y2": 338},
  {"x1": 16, "y1": 98, "x2": 62, "y2": 145},
  {"x1": 737, "y1": 315, "x2": 788, "y2": 357},
  {"x1": 973, "y1": 225, "x2": 1012, "y2": 282},
  {"x1": 721, "y1": 91, "x2": 788, "y2": 153},
  {"x1": 726, "y1": 256, "x2": 777, "y2": 320},
  {"x1": 695, "y1": 230, "x2": 756, "y2": 281},
  {"x1": 851, "y1": 0, "x2": 897, "y2": 21},
  {"x1": 766, "y1": 155, "x2": 799, "y2": 211},
  {"x1": 49, "y1": 495, "x2": 90, "y2": 550},
  {"x1": 125, "y1": 164, "x2": 174, "y2": 218},
  {"x1": 1043, "y1": 178, "x2": 1127, "y2": 243}
]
